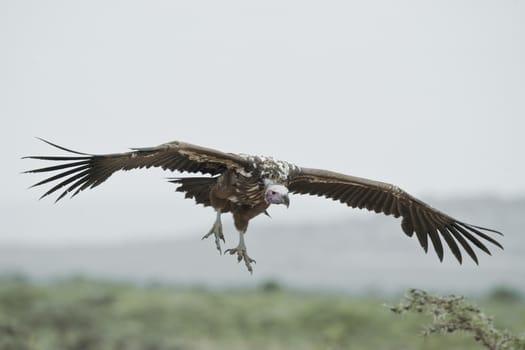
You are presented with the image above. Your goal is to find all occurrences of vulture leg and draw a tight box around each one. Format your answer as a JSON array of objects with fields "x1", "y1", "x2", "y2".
[
  {"x1": 202, "y1": 210, "x2": 225, "y2": 254},
  {"x1": 225, "y1": 230, "x2": 256, "y2": 273}
]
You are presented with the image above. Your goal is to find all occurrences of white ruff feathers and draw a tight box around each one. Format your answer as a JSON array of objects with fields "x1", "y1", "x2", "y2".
[
  {"x1": 266, "y1": 183, "x2": 289, "y2": 194},
  {"x1": 240, "y1": 154, "x2": 298, "y2": 182}
]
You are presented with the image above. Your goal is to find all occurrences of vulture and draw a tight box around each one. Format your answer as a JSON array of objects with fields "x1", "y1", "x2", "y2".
[{"x1": 24, "y1": 138, "x2": 503, "y2": 273}]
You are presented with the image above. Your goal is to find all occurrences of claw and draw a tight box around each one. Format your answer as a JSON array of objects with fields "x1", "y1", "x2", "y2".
[
  {"x1": 202, "y1": 219, "x2": 225, "y2": 254},
  {"x1": 224, "y1": 246, "x2": 256, "y2": 273}
]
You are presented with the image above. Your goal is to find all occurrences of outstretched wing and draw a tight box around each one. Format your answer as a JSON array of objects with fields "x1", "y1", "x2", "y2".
[
  {"x1": 288, "y1": 167, "x2": 503, "y2": 264},
  {"x1": 24, "y1": 138, "x2": 250, "y2": 202}
]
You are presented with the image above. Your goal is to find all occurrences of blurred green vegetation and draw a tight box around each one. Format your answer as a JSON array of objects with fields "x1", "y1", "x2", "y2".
[{"x1": 0, "y1": 275, "x2": 523, "y2": 350}]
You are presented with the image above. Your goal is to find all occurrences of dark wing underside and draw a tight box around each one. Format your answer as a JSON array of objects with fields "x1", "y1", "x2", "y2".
[
  {"x1": 288, "y1": 167, "x2": 503, "y2": 264},
  {"x1": 168, "y1": 177, "x2": 218, "y2": 208},
  {"x1": 24, "y1": 138, "x2": 250, "y2": 202}
]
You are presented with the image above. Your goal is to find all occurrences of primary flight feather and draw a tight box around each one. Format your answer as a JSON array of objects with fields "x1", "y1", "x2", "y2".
[{"x1": 24, "y1": 138, "x2": 503, "y2": 273}]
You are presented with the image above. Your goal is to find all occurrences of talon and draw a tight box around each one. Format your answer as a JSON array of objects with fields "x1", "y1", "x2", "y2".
[
  {"x1": 225, "y1": 231, "x2": 256, "y2": 273},
  {"x1": 224, "y1": 246, "x2": 256, "y2": 273},
  {"x1": 202, "y1": 213, "x2": 225, "y2": 254}
]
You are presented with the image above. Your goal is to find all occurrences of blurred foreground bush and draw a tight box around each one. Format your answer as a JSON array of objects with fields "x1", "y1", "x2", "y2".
[{"x1": 391, "y1": 289, "x2": 525, "y2": 350}]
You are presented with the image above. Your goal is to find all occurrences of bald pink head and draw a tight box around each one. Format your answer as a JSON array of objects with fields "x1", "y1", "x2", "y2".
[{"x1": 264, "y1": 184, "x2": 290, "y2": 207}]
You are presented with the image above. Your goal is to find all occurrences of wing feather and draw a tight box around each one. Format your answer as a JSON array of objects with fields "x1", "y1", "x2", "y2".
[
  {"x1": 438, "y1": 225, "x2": 462, "y2": 263},
  {"x1": 357, "y1": 189, "x2": 375, "y2": 209},
  {"x1": 30, "y1": 165, "x2": 91, "y2": 188},
  {"x1": 331, "y1": 185, "x2": 347, "y2": 200},
  {"x1": 448, "y1": 225, "x2": 478, "y2": 264},
  {"x1": 24, "y1": 138, "x2": 250, "y2": 201},
  {"x1": 288, "y1": 167, "x2": 502, "y2": 264},
  {"x1": 410, "y1": 206, "x2": 428, "y2": 252},
  {"x1": 349, "y1": 187, "x2": 367, "y2": 207},
  {"x1": 422, "y1": 210, "x2": 444, "y2": 261},
  {"x1": 367, "y1": 191, "x2": 384, "y2": 212},
  {"x1": 452, "y1": 223, "x2": 491, "y2": 255},
  {"x1": 382, "y1": 194, "x2": 394, "y2": 216}
]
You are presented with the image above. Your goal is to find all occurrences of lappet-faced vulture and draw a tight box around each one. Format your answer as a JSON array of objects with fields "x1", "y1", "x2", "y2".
[{"x1": 24, "y1": 138, "x2": 503, "y2": 273}]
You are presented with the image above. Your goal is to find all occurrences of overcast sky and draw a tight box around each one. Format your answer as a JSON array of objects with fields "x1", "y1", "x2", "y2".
[{"x1": 2, "y1": 1, "x2": 524, "y2": 245}]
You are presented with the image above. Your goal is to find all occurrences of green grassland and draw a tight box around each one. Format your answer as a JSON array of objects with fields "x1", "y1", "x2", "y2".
[{"x1": 0, "y1": 277, "x2": 523, "y2": 350}]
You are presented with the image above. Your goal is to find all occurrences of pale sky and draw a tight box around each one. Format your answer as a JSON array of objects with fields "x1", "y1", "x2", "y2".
[{"x1": 2, "y1": 0, "x2": 524, "y2": 245}]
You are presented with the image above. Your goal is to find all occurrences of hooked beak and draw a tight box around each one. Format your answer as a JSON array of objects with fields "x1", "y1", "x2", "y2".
[{"x1": 281, "y1": 193, "x2": 290, "y2": 208}]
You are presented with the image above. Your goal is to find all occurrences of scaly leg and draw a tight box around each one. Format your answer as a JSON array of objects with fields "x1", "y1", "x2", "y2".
[
  {"x1": 202, "y1": 210, "x2": 225, "y2": 254},
  {"x1": 225, "y1": 231, "x2": 256, "y2": 273}
]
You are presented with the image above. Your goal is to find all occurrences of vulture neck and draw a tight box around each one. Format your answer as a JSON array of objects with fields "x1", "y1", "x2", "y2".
[{"x1": 263, "y1": 178, "x2": 285, "y2": 188}]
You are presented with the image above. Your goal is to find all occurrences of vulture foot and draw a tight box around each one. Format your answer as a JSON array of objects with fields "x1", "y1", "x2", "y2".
[
  {"x1": 202, "y1": 218, "x2": 225, "y2": 254},
  {"x1": 225, "y1": 245, "x2": 256, "y2": 273}
]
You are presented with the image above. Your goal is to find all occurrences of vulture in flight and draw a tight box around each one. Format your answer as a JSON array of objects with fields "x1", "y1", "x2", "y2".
[{"x1": 24, "y1": 138, "x2": 503, "y2": 273}]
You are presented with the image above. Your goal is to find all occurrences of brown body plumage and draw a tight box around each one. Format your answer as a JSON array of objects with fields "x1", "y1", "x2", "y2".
[{"x1": 173, "y1": 170, "x2": 270, "y2": 233}]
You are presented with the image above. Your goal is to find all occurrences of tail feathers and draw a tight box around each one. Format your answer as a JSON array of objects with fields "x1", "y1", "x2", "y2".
[{"x1": 168, "y1": 177, "x2": 217, "y2": 207}]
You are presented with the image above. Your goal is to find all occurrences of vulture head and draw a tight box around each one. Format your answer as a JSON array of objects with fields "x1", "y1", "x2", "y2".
[{"x1": 265, "y1": 184, "x2": 290, "y2": 207}]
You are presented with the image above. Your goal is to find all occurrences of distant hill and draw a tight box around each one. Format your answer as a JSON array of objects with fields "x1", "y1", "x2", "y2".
[{"x1": 1, "y1": 196, "x2": 523, "y2": 295}]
